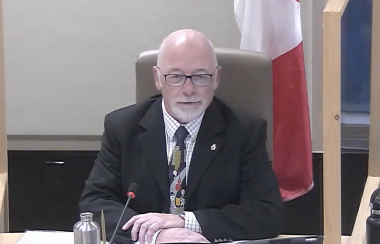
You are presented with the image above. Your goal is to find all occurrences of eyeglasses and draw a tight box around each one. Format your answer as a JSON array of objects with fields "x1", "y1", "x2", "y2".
[{"x1": 156, "y1": 66, "x2": 218, "y2": 86}]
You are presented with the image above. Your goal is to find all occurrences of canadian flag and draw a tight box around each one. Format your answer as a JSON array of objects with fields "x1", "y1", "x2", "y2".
[{"x1": 234, "y1": 0, "x2": 313, "y2": 201}]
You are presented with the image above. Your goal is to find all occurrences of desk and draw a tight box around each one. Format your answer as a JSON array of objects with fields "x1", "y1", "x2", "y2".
[
  {"x1": 0, "y1": 233, "x2": 352, "y2": 244},
  {"x1": 0, "y1": 233, "x2": 23, "y2": 244}
]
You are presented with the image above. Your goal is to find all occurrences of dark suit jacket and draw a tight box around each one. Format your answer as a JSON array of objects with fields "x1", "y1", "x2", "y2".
[{"x1": 79, "y1": 95, "x2": 284, "y2": 243}]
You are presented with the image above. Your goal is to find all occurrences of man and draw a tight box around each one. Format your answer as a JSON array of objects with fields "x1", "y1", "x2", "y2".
[{"x1": 79, "y1": 29, "x2": 284, "y2": 244}]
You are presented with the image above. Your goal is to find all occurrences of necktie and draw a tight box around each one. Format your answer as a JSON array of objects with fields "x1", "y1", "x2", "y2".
[{"x1": 169, "y1": 126, "x2": 189, "y2": 214}]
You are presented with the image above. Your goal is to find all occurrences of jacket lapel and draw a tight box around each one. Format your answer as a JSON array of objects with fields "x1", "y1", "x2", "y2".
[
  {"x1": 138, "y1": 98, "x2": 170, "y2": 204},
  {"x1": 186, "y1": 99, "x2": 225, "y2": 202}
]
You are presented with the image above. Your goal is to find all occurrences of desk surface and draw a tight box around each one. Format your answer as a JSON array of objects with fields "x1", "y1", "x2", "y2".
[
  {"x1": 0, "y1": 233, "x2": 23, "y2": 244},
  {"x1": 0, "y1": 233, "x2": 351, "y2": 244}
]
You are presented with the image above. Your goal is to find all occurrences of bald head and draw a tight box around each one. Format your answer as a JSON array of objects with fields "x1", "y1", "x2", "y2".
[
  {"x1": 153, "y1": 29, "x2": 221, "y2": 123},
  {"x1": 157, "y1": 29, "x2": 218, "y2": 68}
]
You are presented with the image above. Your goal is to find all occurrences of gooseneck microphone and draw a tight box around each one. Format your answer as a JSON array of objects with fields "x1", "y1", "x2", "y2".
[{"x1": 109, "y1": 183, "x2": 139, "y2": 244}]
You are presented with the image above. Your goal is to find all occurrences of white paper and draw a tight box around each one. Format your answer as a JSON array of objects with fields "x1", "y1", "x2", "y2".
[{"x1": 17, "y1": 230, "x2": 74, "y2": 244}]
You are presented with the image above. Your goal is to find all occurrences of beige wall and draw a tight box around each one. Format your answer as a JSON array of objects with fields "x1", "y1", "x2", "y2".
[
  {"x1": 4, "y1": 0, "x2": 240, "y2": 137},
  {"x1": 302, "y1": 0, "x2": 327, "y2": 152},
  {"x1": 4, "y1": 0, "x2": 324, "y2": 151},
  {"x1": 0, "y1": 0, "x2": 6, "y2": 171},
  {"x1": 0, "y1": 0, "x2": 8, "y2": 232}
]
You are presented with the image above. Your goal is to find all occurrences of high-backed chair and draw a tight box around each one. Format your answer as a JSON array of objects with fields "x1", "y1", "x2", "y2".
[{"x1": 135, "y1": 47, "x2": 273, "y2": 160}]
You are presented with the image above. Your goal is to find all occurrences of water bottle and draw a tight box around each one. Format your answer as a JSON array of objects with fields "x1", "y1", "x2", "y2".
[
  {"x1": 74, "y1": 212, "x2": 101, "y2": 244},
  {"x1": 366, "y1": 188, "x2": 380, "y2": 244}
]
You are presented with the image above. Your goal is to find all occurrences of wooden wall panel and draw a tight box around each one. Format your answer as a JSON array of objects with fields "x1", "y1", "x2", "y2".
[
  {"x1": 368, "y1": 0, "x2": 380, "y2": 177},
  {"x1": 323, "y1": 0, "x2": 349, "y2": 244}
]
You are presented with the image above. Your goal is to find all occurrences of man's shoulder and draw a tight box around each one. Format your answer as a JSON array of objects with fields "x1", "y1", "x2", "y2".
[
  {"x1": 214, "y1": 97, "x2": 267, "y2": 130},
  {"x1": 105, "y1": 94, "x2": 161, "y2": 126}
]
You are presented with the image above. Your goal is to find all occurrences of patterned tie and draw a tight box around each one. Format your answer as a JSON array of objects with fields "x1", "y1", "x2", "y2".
[{"x1": 169, "y1": 126, "x2": 189, "y2": 214}]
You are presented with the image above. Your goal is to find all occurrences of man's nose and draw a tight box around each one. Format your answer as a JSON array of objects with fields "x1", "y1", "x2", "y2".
[{"x1": 181, "y1": 77, "x2": 196, "y2": 96}]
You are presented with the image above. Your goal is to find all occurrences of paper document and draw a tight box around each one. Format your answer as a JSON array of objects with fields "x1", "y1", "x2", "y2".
[{"x1": 17, "y1": 230, "x2": 74, "y2": 244}]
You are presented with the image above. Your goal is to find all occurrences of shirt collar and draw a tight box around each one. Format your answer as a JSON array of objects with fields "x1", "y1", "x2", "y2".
[{"x1": 162, "y1": 99, "x2": 204, "y2": 141}]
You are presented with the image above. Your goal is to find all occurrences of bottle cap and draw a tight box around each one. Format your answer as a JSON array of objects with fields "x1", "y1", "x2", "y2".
[
  {"x1": 369, "y1": 188, "x2": 380, "y2": 211},
  {"x1": 80, "y1": 212, "x2": 94, "y2": 222}
]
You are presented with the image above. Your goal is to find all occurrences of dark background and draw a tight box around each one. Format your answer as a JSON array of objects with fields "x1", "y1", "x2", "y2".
[{"x1": 8, "y1": 151, "x2": 368, "y2": 236}]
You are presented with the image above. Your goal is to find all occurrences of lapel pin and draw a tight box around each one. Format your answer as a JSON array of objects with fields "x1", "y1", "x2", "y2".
[{"x1": 211, "y1": 144, "x2": 216, "y2": 151}]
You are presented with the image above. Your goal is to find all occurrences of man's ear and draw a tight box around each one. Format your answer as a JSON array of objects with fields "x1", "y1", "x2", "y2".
[
  {"x1": 213, "y1": 66, "x2": 222, "y2": 90},
  {"x1": 153, "y1": 66, "x2": 163, "y2": 90}
]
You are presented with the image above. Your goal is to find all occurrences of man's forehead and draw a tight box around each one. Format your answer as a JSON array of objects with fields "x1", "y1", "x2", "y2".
[
  {"x1": 165, "y1": 67, "x2": 211, "y2": 73},
  {"x1": 159, "y1": 53, "x2": 216, "y2": 73}
]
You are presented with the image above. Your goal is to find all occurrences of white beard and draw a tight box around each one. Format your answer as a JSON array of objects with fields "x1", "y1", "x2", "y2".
[
  {"x1": 170, "y1": 97, "x2": 207, "y2": 123},
  {"x1": 171, "y1": 105, "x2": 204, "y2": 123}
]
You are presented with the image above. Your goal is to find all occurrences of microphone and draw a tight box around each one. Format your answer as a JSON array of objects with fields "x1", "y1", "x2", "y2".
[{"x1": 109, "y1": 182, "x2": 139, "y2": 244}]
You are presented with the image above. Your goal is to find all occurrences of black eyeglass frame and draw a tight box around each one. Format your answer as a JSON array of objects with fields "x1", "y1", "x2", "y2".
[{"x1": 155, "y1": 66, "x2": 220, "y2": 86}]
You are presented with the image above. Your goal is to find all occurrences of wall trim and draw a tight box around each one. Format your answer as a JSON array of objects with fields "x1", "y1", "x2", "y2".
[{"x1": 7, "y1": 135, "x2": 101, "y2": 151}]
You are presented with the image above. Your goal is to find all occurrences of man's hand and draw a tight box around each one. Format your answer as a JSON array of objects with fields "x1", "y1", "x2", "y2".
[
  {"x1": 156, "y1": 228, "x2": 210, "y2": 243},
  {"x1": 122, "y1": 213, "x2": 185, "y2": 244}
]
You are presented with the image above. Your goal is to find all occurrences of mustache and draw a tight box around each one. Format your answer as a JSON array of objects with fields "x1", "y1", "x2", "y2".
[{"x1": 175, "y1": 97, "x2": 201, "y2": 103}]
